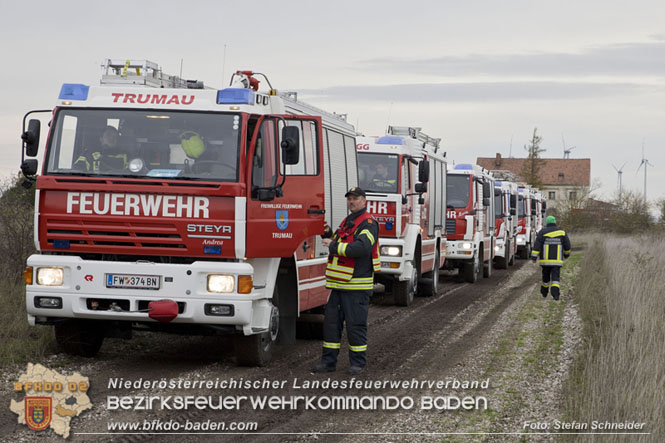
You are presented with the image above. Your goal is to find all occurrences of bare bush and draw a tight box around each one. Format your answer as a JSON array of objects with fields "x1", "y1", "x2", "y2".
[{"x1": 0, "y1": 178, "x2": 36, "y2": 284}]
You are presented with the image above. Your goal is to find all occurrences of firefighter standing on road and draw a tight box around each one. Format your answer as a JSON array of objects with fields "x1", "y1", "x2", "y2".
[
  {"x1": 312, "y1": 187, "x2": 380, "y2": 375},
  {"x1": 531, "y1": 215, "x2": 571, "y2": 300}
]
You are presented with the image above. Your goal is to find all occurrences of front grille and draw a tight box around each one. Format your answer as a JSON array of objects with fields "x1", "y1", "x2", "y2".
[
  {"x1": 445, "y1": 219, "x2": 457, "y2": 236},
  {"x1": 45, "y1": 218, "x2": 186, "y2": 252}
]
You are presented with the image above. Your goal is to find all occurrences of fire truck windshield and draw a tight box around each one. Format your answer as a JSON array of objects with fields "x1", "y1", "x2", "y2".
[
  {"x1": 357, "y1": 153, "x2": 399, "y2": 193},
  {"x1": 45, "y1": 109, "x2": 240, "y2": 181},
  {"x1": 518, "y1": 195, "x2": 526, "y2": 217},
  {"x1": 446, "y1": 174, "x2": 470, "y2": 208},
  {"x1": 494, "y1": 192, "x2": 503, "y2": 218}
]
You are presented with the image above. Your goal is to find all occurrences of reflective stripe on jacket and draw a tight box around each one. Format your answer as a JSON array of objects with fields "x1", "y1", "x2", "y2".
[
  {"x1": 325, "y1": 209, "x2": 380, "y2": 290},
  {"x1": 531, "y1": 225, "x2": 572, "y2": 266}
]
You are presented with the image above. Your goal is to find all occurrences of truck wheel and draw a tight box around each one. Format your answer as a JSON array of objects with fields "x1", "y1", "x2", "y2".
[
  {"x1": 419, "y1": 249, "x2": 440, "y2": 297},
  {"x1": 496, "y1": 242, "x2": 507, "y2": 269},
  {"x1": 508, "y1": 241, "x2": 515, "y2": 266},
  {"x1": 54, "y1": 320, "x2": 104, "y2": 357},
  {"x1": 235, "y1": 303, "x2": 279, "y2": 367},
  {"x1": 483, "y1": 251, "x2": 493, "y2": 277},
  {"x1": 394, "y1": 265, "x2": 416, "y2": 306},
  {"x1": 463, "y1": 252, "x2": 480, "y2": 283}
]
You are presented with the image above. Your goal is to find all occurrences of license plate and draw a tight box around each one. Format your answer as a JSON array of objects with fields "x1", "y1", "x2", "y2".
[{"x1": 106, "y1": 274, "x2": 161, "y2": 290}]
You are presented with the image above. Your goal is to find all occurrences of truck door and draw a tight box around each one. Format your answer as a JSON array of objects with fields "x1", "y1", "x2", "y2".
[{"x1": 245, "y1": 116, "x2": 324, "y2": 259}]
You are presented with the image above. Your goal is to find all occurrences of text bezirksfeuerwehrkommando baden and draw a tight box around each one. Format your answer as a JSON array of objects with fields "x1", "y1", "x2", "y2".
[{"x1": 106, "y1": 377, "x2": 490, "y2": 411}]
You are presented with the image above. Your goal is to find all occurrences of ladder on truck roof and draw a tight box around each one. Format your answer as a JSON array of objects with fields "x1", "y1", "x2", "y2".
[
  {"x1": 100, "y1": 59, "x2": 206, "y2": 89},
  {"x1": 388, "y1": 125, "x2": 441, "y2": 149}
]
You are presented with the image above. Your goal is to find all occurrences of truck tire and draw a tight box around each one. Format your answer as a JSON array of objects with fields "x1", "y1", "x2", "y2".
[
  {"x1": 394, "y1": 265, "x2": 417, "y2": 306},
  {"x1": 54, "y1": 320, "x2": 104, "y2": 357},
  {"x1": 508, "y1": 241, "x2": 515, "y2": 266},
  {"x1": 235, "y1": 297, "x2": 279, "y2": 367},
  {"x1": 463, "y1": 252, "x2": 480, "y2": 283},
  {"x1": 483, "y1": 250, "x2": 493, "y2": 277},
  {"x1": 419, "y1": 249, "x2": 440, "y2": 297},
  {"x1": 495, "y1": 255, "x2": 507, "y2": 269}
]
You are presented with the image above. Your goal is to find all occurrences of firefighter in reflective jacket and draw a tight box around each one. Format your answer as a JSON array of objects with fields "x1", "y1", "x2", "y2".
[
  {"x1": 312, "y1": 187, "x2": 380, "y2": 375},
  {"x1": 531, "y1": 215, "x2": 571, "y2": 300}
]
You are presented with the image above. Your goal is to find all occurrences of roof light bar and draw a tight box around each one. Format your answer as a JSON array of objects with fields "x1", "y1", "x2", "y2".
[
  {"x1": 217, "y1": 88, "x2": 255, "y2": 105},
  {"x1": 58, "y1": 84, "x2": 90, "y2": 101}
]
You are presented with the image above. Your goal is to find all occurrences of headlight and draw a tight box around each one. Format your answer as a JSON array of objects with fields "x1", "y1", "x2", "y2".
[
  {"x1": 380, "y1": 245, "x2": 402, "y2": 256},
  {"x1": 207, "y1": 275, "x2": 234, "y2": 293},
  {"x1": 128, "y1": 158, "x2": 144, "y2": 173},
  {"x1": 494, "y1": 245, "x2": 501, "y2": 252},
  {"x1": 460, "y1": 242, "x2": 473, "y2": 250},
  {"x1": 36, "y1": 267, "x2": 64, "y2": 286}
]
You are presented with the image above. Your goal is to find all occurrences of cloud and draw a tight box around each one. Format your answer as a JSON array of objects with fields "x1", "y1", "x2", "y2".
[
  {"x1": 300, "y1": 81, "x2": 657, "y2": 103},
  {"x1": 356, "y1": 40, "x2": 665, "y2": 78}
]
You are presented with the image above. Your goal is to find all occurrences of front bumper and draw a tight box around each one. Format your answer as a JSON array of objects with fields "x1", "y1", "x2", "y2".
[
  {"x1": 25, "y1": 255, "x2": 272, "y2": 336},
  {"x1": 444, "y1": 240, "x2": 476, "y2": 260}
]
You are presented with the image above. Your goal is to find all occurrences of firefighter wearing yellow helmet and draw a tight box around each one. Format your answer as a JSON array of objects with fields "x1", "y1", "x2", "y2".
[{"x1": 180, "y1": 131, "x2": 206, "y2": 159}]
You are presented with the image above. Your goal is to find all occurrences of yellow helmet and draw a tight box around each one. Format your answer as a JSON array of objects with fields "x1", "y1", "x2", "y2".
[{"x1": 180, "y1": 131, "x2": 205, "y2": 158}]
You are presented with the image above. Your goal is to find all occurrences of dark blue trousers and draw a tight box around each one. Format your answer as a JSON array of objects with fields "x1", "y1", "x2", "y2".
[{"x1": 321, "y1": 289, "x2": 370, "y2": 368}]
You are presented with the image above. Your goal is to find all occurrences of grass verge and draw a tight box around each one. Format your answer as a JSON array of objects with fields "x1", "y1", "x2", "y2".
[
  {"x1": 0, "y1": 281, "x2": 56, "y2": 370},
  {"x1": 563, "y1": 234, "x2": 665, "y2": 442}
]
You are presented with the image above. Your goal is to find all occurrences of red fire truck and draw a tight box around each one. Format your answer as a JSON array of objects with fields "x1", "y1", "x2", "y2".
[
  {"x1": 19, "y1": 59, "x2": 360, "y2": 366},
  {"x1": 516, "y1": 185, "x2": 536, "y2": 258},
  {"x1": 493, "y1": 180, "x2": 518, "y2": 269},
  {"x1": 444, "y1": 164, "x2": 496, "y2": 283},
  {"x1": 356, "y1": 126, "x2": 447, "y2": 306}
]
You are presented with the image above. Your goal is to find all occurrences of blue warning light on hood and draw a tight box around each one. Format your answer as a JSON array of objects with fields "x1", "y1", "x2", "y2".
[{"x1": 59, "y1": 84, "x2": 90, "y2": 101}]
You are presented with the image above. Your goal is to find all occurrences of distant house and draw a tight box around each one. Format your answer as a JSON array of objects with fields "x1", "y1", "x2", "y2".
[{"x1": 476, "y1": 153, "x2": 591, "y2": 211}]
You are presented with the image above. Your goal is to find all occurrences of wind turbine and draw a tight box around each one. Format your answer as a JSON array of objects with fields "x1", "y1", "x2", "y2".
[
  {"x1": 562, "y1": 134, "x2": 576, "y2": 159},
  {"x1": 636, "y1": 141, "x2": 653, "y2": 200},
  {"x1": 612, "y1": 162, "x2": 627, "y2": 198}
]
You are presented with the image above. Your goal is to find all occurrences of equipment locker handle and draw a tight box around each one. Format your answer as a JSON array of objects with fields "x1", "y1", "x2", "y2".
[{"x1": 307, "y1": 208, "x2": 325, "y2": 215}]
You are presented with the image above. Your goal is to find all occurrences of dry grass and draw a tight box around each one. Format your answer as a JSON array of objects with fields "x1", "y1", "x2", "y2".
[
  {"x1": 0, "y1": 281, "x2": 56, "y2": 368},
  {"x1": 564, "y1": 233, "x2": 665, "y2": 442}
]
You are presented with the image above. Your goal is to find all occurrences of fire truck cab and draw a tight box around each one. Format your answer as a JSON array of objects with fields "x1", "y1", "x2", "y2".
[
  {"x1": 356, "y1": 126, "x2": 447, "y2": 306},
  {"x1": 444, "y1": 164, "x2": 495, "y2": 283},
  {"x1": 493, "y1": 180, "x2": 518, "y2": 269},
  {"x1": 19, "y1": 60, "x2": 360, "y2": 366}
]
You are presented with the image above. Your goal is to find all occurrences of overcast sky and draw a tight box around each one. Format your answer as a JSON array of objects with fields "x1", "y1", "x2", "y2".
[{"x1": 1, "y1": 0, "x2": 664, "y2": 202}]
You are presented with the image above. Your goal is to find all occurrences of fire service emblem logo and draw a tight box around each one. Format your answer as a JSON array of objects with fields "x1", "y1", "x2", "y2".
[
  {"x1": 25, "y1": 397, "x2": 52, "y2": 431},
  {"x1": 276, "y1": 210, "x2": 289, "y2": 230}
]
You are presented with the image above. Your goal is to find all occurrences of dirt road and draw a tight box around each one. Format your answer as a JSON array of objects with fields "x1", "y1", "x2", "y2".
[{"x1": 2, "y1": 259, "x2": 580, "y2": 442}]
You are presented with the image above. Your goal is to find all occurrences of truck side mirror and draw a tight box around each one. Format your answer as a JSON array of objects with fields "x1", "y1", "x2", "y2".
[
  {"x1": 418, "y1": 160, "x2": 429, "y2": 183},
  {"x1": 542, "y1": 201, "x2": 547, "y2": 213},
  {"x1": 483, "y1": 197, "x2": 490, "y2": 207},
  {"x1": 280, "y1": 126, "x2": 300, "y2": 165},
  {"x1": 21, "y1": 159, "x2": 38, "y2": 176},
  {"x1": 494, "y1": 188, "x2": 501, "y2": 197},
  {"x1": 415, "y1": 182, "x2": 427, "y2": 193},
  {"x1": 510, "y1": 194, "x2": 516, "y2": 208},
  {"x1": 482, "y1": 181, "x2": 491, "y2": 197},
  {"x1": 510, "y1": 208, "x2": 517, "y2": 216},
  {"x1": 531, "y1": 199, "x2": 537, "y2": 211},
  {"x1": 22, "y1": 119, "x2": 41, "y2": 157}
]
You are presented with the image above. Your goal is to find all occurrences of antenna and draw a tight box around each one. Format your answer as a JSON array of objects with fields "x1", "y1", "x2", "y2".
[
  {"x1": 509, "y1": 134, "x2": 513, "y2": 158},
  {"x1": 386, "y1": 101, "x2": 394, "y2": 132},
  {"x1": 636, "y1": 139, "x2": 653, "y2": 200},
  {"x1": 612, "y1": 161, "x2": 627, "y2": 198},
  {"x1": 562, "y1": 133, "x2": 576, "y2": 159},
  {"x1": 222, "y1": 43, "x2": 227, "y2": 85}
]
